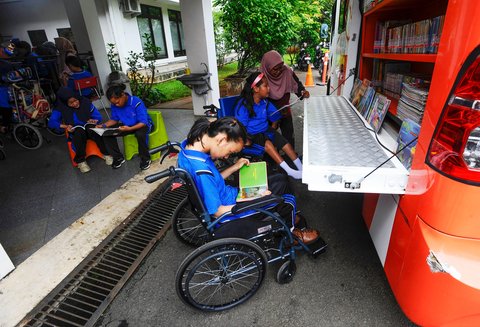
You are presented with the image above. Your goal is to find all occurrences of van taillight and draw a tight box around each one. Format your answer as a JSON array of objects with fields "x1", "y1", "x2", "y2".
[{"x1": 427, "y1": 54, "x2": 480, "y2": 183}]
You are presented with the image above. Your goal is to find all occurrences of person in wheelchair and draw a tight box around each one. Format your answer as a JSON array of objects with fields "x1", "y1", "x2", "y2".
[
  {"x1": 234, "y1": 71, "x2": 303, "y2": 179},
  {"x1": 178, "y1": 116, "x2": 320, "y2": 244}
]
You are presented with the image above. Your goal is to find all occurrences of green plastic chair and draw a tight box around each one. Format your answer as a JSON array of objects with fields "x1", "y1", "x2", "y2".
[{"x1": 123, "y1": 110, "x2": 168, "y2": 161}]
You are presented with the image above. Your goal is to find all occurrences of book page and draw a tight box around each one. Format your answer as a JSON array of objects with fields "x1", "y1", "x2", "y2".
[
  {"x1": 236, "y1": 162, "x2": 268, "y2": 201},
  {"x1": 90, "y1": 128, "x2": 121, "y2": 136}
]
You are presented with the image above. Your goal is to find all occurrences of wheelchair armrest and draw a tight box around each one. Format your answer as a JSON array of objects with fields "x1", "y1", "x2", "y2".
[{"x1": 231, "y1": 195, "x2": 283, "y2": 214}]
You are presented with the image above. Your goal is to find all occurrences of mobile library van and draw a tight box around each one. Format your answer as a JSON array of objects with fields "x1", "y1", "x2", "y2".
[{"x1": 306, "y1": 0, "x2": 480, "y2": 325}]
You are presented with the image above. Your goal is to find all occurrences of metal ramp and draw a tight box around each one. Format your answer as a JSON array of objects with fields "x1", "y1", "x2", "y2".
[{"x1": 302, "y1": 96, "x2": 408, "y2": 194}]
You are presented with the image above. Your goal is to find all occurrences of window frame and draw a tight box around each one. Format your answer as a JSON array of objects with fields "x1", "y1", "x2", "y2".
[
  {"x1": 168, "y1": 9, "x2": 186, "y2": 57},
  {"x1": 138, "y1": 4, "x2": 168, "y2": 60}
]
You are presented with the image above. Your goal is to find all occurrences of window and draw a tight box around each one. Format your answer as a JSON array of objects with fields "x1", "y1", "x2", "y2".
[
  {"x1": 137, "y1": 5, "x2": 168, "y2": 59},
  {"x1": 57, "y1": 28, "x2": 76, "y2": 49},
  {"x1": 28, "y1": 30, "x2": 47, "y2": 47},
  {"x1": 168, "y1": 9, "x2": 186, "y2": 57}
]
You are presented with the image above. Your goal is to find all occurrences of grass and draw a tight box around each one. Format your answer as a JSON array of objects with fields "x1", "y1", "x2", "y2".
[{"x1": 153, "y1": 61, "x2": 239, "y2": 103}]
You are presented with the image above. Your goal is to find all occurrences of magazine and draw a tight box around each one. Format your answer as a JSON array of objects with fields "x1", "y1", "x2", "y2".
[
  {"x1": 396, "y1": 118, "x2": 421, "y2": 170},
  {"x1": 236, "y1": 162, "x2": 268, "y2": 201},
  {"x1": 367, "y1": 93, "x2": 391, "y2": 132}
]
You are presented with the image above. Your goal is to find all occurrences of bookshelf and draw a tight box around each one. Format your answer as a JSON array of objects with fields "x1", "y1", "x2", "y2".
[{"x1": 358, "y1": 0, "x2": 448, "y2": 119}]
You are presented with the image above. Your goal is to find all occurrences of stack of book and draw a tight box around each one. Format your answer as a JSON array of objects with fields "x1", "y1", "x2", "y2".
[
  {"x1": 396, "y1": 76, "x2": 430, "y2": 124},
  {"x1": 373, "y1": 15, "x2": 445, "y2": 54}
]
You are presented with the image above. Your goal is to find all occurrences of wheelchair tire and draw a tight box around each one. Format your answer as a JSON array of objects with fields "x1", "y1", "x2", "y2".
[
  {"x1": 276, "y1": 260, "x2": 297, "y2": 284},
  {"x1": 175, "y1": 238, "x2": 267, "y2": 311},
  {"x1": 172, "y1": 197, "x2": 211, "y2": 247},
  {"x1": 13, "y1": 123, "x2": 43, "y2": 150}
]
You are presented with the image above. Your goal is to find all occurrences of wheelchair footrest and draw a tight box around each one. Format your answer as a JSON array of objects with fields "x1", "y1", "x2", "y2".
[{"x1": 308, "y1": 236, "x2": 327, "y2": 257}]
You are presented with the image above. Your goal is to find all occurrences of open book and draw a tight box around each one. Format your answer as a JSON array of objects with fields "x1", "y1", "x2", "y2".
[
  {"x1": 70, "y1": 123, "x2": 96, "y2": 132},
  {"x1": 236, "y1": 162, "x2": 268, "y2": 201},
  {"x1": 90, "y1": 127, "x2": 122, "y2": 136}
]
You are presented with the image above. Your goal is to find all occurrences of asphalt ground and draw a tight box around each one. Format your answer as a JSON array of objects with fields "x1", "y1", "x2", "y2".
[{"x1": 95, "y1": 70, "x2": 416, "y2": 327}]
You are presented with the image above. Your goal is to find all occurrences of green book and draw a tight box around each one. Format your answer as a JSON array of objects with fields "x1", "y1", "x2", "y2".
[{"x1": 236, "y1": 162, "x2": 268, "y2": 201}]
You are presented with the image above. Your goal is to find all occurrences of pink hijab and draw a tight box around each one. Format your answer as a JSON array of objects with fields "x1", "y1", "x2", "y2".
[{"x1": 260, "y1": 50, "x2": 298, "y2": 100}]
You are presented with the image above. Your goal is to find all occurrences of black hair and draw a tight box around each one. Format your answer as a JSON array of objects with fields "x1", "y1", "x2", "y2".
[
  {"x1": 238, "y1": 71, "x2": 265, "y2": 118},
  {"x1": 186, "y1": 117, "x2": 247, "y2": 146},
  {"x1": 106, "y1": 83, "x2": 126, "y2": 99},
  {"x1": 65, "y1": 55, "x2": 84, "y2": 68},
  {"x1": 13, "y1": 40, "x2": 31, "y2": 58}
]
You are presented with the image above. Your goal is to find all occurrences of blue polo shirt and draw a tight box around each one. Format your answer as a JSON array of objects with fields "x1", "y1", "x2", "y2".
[
  {"x1": 67, "y1": 70, "x2": 94, "y2": 97},
  {"x1": 111, "y1": 93, "x2": 152, "y2": 131},
  {"x1": 48, "y1": 103, "x2": 103, "y2": 129},
  {"x1": 235, "y1": 99, "x2": 281, "y2": 135},
  {"x1": 178, "y1": 140, "x2": 238, "y2": 215}
]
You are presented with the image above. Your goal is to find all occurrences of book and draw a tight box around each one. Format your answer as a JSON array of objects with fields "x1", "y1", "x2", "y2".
[
  {"x1": 367, "y1": 93, "x2": 391, "y2": 132},
  {"x1": 70, "y1": 122, "x2": 96, "y2": 132},
  {"x1": 90, "y1": 127, "x2": 122, "y2": 136},
  {"x1": 236, "y1": 162, "x2": 268, "y2": 201},
  {"x1": 396, "y1": 119, "x2": 421, "y2": 170}
]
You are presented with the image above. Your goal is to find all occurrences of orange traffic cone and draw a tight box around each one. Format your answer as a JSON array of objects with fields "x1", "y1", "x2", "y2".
[{"x1": 305, "y1": 64, "x2": 315, "y2": 87}]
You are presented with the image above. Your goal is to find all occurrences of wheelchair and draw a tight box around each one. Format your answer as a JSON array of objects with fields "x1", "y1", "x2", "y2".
[{"x1": 145, "y1": 142, "x2": 327, "y2": 312}]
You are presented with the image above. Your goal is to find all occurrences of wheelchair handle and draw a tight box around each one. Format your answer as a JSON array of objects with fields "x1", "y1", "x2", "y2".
[
  {"x1": 149, "y1": 141, "x2": 181, "y2": 155},
  {"x1": 144, "y1": 166, "x2": 176, "y2": 183}
]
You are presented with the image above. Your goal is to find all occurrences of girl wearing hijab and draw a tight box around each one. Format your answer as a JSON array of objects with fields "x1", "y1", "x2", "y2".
[
  {"x1": 260, "y1": 50, "x2": 310, "y2": 149},
  {"x1": 48, "y1": 87, "x2": 111, "y2": 173}
]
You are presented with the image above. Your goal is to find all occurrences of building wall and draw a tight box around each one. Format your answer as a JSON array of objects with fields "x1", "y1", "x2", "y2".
[{"x1": 0, "y1": 0, "x2": 69, "y2": 44}]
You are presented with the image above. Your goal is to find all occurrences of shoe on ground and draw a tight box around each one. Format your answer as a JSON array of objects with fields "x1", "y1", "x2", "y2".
[
  {"x1": 104, "y1": 155, "x2": 114, "y2": 166},
  {"x1": 292, "y1": 228, "x2": 320, "y2": 245},
  {"x1": 78, "y1": 161, "x2": 91, "y2": 173},
  {"x1": 112, "y1": 157, "x2": 126, "y2": 169},
  {"x1": 140, "y1": 159, "x2": 151, "y2": 170}
]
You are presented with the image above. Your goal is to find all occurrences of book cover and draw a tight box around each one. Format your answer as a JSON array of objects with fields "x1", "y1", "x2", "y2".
[
  {"x1": 396, "y1": 118, "x2": 421, "y2": 170},
  {"x1": 236, "y1": 162, "x2": 268, "y2": 201},
  {"x1": 358, "y1": 86, "x2": 376, "y2": 118},
  {"x1": 368, "y1": 94, "x2": 391, "y2": 132},
  {"x1": 351, "y1": 79, "x2": 370, "y2": 107}
]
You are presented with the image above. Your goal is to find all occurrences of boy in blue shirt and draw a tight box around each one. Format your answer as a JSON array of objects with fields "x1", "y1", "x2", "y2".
[
  {"x1": 99, "y1": 83, "x2": 153, "y2": 170},
  {"x1": 66, "y1": 56, "x2": 93, "y2": 97}
]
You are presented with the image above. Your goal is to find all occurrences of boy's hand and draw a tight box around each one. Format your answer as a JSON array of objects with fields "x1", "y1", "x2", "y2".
[
  {"x1": 234, "y1": 158, "x2": 250, "y2": 170},
  {"x1": 87, "y1": 119, "x2": 98, "y2": 124},
  {"x1": 119, "y1": 125, "x2": 133, "y2": 132},
  {"x1": 301, "y1": 90, "x2": 310, "y2": 99}
]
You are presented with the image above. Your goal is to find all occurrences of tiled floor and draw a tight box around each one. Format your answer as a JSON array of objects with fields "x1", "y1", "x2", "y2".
[{"x1": 0, "y1": 108, "x2": 196, "y2": 265}]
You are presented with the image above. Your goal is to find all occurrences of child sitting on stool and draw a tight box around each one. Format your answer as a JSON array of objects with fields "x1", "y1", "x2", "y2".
[{"x1": 66, "y1": 56, "x2": 93, "y2": 97}]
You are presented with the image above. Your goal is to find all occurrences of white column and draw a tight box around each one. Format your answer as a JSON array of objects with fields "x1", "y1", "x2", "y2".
[{"x1": 180, "y1": 0, "x2": 220, "y2": 116}]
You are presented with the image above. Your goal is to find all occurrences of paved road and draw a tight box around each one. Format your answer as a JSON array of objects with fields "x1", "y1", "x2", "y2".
[{"x1": 96, "y1": 72, "x2": 416, "y2": 326}]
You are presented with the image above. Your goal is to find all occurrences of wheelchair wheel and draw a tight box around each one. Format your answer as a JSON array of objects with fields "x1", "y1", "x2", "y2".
[
  {"x1": 13, "y1": 123, "x2": 42, "y2": 150},
  {"x1": 172, "y1": 197, "x2": 211, "y2": 247},
  {"x1": 276, "y1": 260, "x2": 297, "y2": 284},
  {"x1": 176, "y1": 238, "x2": 267, "y2": 311}
]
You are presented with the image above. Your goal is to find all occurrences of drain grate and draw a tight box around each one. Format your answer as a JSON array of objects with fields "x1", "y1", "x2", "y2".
[{"x1": 19, "y1": 182, "x2": 187, "y2": 327}]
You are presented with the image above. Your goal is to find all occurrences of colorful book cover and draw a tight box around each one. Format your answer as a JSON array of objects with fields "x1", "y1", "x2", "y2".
[
  {"x1": 396, "y1": 118, "x2": 421, "y2": 170},
  {"x1": 351, "y1": 79, "x2": 370, "y2": 107},
  {"x1": 358, "y1": 86, "x2": 376, "y2": 118},
  {"x1": 236, "y1": 162, "x2": 268, "y2": 201},
  {"x1": 367, "y1": 94, "x2": 391, "y2": 132}
]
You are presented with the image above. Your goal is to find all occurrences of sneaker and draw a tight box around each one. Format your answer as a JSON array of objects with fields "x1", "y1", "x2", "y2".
[
  {"x1": 140, "y1": 159, "x2": 151, "y2": 170},
  {"x1": 77, "y1": 161, "x2": 91, "y2": 173},
  {"x1": 104, "y1": 155, "x2": 114, "y2": 166},
  {"x1": 112, "y1": 157, "x2": 126, "y2": 169}
]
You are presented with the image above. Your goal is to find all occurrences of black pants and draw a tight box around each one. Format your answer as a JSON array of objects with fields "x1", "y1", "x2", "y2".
[
  {"x1": 0, "y1": 106, "x2": 12, "y2": 128},
  {"x1": 70, "y1": 127, "x2": 108, "y2": 163},
  {"x1": 279, "y1": 114, "x2": 295, "y2": 149},
  {"x1": 102, "y1": 125, "x2": 151, "y2": 161}
]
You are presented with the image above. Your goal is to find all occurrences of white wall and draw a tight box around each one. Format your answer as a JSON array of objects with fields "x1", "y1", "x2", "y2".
[{"x1": 0, "y1": 0, "x2": 69, "y2": 43}]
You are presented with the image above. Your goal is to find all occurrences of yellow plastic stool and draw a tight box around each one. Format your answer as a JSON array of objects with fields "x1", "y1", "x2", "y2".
[{"x1": 123, "y1": 110, "x2": 168, "y2": 161}]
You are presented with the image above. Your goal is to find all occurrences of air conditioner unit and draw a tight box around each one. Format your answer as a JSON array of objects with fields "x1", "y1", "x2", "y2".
[{"x1": 122, "y1": 0, "x2": 141, "y2": 17}]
